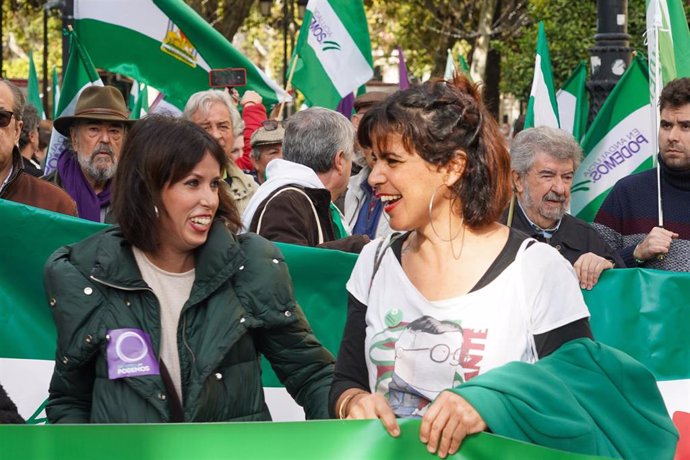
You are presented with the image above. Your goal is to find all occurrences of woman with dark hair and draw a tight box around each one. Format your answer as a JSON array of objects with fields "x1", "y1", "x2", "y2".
[
  {"x1": 43, "y1": 115, "x2": 334, "y2": 423},
  {"x1": 328, "y1": 78, "x2": 676, "y2": 458}
]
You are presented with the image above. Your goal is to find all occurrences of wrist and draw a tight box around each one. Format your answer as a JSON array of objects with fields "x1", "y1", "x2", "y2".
[
  {"x1": 338, "y1": 390, "x2": 366, "y2": 419},
  {"x1": 633, "y1": 244, "x2": 646, "y2": 265}
]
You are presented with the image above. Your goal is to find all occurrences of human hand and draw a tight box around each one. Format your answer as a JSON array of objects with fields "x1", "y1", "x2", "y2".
[
  {"x1": 343, "y1": 391, "x2": 400, "y2": 438},
  {"x1": 420, "y1": 391, "x2": 486, "y2": 459},
  {"x1": 573, "y1": 252, "x2": 614, "y2": 290},
  {"x1": 633, "y1": 227, "x2": 678, "y2": 262},
  {"x1": 240, "y1": 90, "x2": 263, "y2": 107}
]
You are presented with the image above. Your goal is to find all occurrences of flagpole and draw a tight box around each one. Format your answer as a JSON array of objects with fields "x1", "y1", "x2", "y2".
[
  {"x1": 650, "y1": 1, "x2": 664, "y2": 228},
  {"x1": 277, "y1": 53, "x2": 299, "y2": 121},
  {"x1": 506, "y1": 194, "x2": 516, "y2": 227}
]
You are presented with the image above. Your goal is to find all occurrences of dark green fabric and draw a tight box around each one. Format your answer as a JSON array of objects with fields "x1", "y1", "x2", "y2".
[
  {"x1": 43, "y1": 221, "x2": 334, "y2": 423},
  {"x1": 452, "y1": 339, "x2": 677, "y2": 459}
]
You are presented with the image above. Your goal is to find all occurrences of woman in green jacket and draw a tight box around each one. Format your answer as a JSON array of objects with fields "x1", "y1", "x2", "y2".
[{"x1": 44, "y1": 115, "x2": 334, "y2": 423}]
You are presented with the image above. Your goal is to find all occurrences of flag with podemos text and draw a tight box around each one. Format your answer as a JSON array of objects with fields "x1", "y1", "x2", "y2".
[{"x1": 570, "y1": 56, "x2": 654, "y2": 222}]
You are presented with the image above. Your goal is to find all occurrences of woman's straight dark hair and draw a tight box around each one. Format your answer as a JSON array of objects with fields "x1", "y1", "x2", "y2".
[{"x1": 111, "y1": 114, "x2": 241, "y2": 252}]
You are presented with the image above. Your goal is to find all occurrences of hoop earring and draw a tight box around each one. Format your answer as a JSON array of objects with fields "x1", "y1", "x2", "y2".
[
  {"x1": 154, "y1": 205, "x2": 159, "y2": 219},
  {"x1": 428, "y1": 184, "x2": 462, "y2": 242}
]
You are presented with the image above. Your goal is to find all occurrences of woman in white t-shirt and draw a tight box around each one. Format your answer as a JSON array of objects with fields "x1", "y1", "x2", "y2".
[{"x1": 330, "y1": 76, "x2": 592, "y2": 458}]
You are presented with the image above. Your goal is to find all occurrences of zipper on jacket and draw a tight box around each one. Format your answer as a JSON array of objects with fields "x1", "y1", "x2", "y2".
[
  {"x1": 181, "y1": 316, "x2": 196, "y2": 366},
  {"x1": 90, "y1": 275, "x2": 154, "y2": 293}
]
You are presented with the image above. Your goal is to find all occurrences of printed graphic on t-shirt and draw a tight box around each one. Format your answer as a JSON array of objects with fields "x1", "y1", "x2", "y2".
[{"x1": 368, "y1": 310, "x2": 488, "y2": 417}]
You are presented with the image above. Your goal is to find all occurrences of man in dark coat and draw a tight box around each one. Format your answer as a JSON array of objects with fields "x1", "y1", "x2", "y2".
[{"x1": 503, "y1": 126, "x2": 624, "y2": 290}]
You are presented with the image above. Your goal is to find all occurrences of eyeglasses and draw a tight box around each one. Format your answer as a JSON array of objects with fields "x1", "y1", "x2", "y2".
[
  {"x1": 261, "y1": 119, "x2": 285, "y2": 131},
  {"x1": 0, "y1": 110, "x2": 15, "y2": 128}
]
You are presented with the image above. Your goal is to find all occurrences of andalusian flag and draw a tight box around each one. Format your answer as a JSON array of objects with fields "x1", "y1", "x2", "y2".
[
  {"x1": 646, "y1": 0, "x2": 690, "y2": 158},
  {"x1": 128, "y1": 80, "x2": 149, "y2": 120},
  {"x1": 570, "y1": 57, "x2": 654, "y2": 222},
  {"x1": 73, "y1": 0, "x2": 286, "y2": 110},
  {"x1": 51, "y1": 66, "x2": 61, "y2": 120},
  {"x1": 27, "y1": 51, "x2": 46, "y2": 119},
  {"x1": 524, "y1": 22, "x2": 559, "y2": 129},
  {"x1": 43, "y1": 30, "x2": 103, "y2": 175},
  {"x1": 459, "y1": 55, "x2": 473, "y2": 82},
  {"x1": 291, "y1": 0, "x2": 373, "y2": 109},
  {"x1": 557, "y1": 61, "x2": 589, "y2": 141}
]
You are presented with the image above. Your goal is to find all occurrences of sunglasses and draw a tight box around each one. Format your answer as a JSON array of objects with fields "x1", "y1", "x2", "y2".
[
  {"x1": 0, "y1": 110, "x2": 14, "y2": 128},
  {"x1": 261, "y1": 119, "x2": 285, "y2": 131}
]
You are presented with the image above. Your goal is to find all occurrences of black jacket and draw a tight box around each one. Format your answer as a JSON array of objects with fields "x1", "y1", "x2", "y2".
[
  {"x1": 0, "y1": 383, "x2": 24, "y2": 424},
  {"x1": 503, "y1": 204, "x2": 626, "y2": 268}
]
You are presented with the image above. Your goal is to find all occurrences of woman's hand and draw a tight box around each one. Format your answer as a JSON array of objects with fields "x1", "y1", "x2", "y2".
[
  {"x1": 339, "y1": 390, "x2": 400, "y2": 437},
  {"x1": 420, "y1": 391, "x2": 486, "y2": 458}
]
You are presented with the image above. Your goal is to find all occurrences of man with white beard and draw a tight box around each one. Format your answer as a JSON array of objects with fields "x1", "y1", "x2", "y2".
[
  {"x1": 503, "y1": 126, "x2": 624, "y2": 290},
  {"x1": 48, "y1": 86, "x2": 133, "y2": 222}
]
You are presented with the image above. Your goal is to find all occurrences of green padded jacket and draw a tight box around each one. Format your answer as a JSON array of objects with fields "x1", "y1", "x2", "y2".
[{"x1": 44, "y1": 221, "x2": 334, "y2": 423}]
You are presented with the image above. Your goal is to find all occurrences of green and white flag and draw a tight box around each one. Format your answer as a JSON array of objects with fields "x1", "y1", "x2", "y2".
[
  {"x1": 291, "y1": 0, "x2": 373, "y2": 110},
  {"x1": 27, "y1": 51, "x2": 46, "y2": 119},
  {"x1": 524, "y1": 22, "x2": 559, "y2": 129},
  {"x1": 557, "y1": 61, "x2": 589, "y2": 141},
  {"x1": 443, "y1": 48, "x2": 455, "y2": 80},
  {"x1": 44, "y1": 30, "x2": 103, "y2": 175},
  {"x1": 459, "y1": 55, "x2": 473, "y2": 82},
  {"x1": 73, "y1": 0, "x2": 286, "y2": 111},
  {"x1": 646, "y1": 0, "x2": 690, "y2": 159},
  {"x1": 51, "y1": 65, "x2": 61, "y2": 120},
  {"x1": 128, "y1": 80, "x2": 149, "y2": 120},
  {"x1": 570, "y1": 56, "x2": 654, "y2": 222}
]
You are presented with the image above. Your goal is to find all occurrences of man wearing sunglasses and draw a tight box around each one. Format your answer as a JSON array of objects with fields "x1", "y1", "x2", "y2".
[
  {"x1": 0, "y1": 79, "x2": 76, "y2": 216},
  {"x1": 49, "y1": 86, "x2": 133, "y2": 222}
]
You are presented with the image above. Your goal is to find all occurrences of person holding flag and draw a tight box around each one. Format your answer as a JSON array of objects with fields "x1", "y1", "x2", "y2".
[{"x1": 594, "y1": 77, "x2": 690, "y2": 271}]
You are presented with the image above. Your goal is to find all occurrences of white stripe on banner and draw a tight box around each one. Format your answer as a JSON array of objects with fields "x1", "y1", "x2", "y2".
[
  {"x1": 658, "y1": 379, "x2": 690, "y2": 416},
  {"x1": 306, "y1": 0, "x2": 372, "y2": 97},
  {"x1": 74, "y1": 0, "x2": 211, "y2": 72}
]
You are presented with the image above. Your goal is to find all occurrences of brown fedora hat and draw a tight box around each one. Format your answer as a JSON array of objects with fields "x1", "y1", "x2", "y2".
[{"x1": 54, "y1": 85, "x2": 134, "y2": 136}]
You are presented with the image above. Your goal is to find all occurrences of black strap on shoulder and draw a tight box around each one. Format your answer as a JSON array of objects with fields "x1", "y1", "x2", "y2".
[
  {"x1": 368, "y1": 232, "x2": 405, "y2": 292},
  {"x1": 159, "y1": 360, "x2": 184, "y2": 423}
]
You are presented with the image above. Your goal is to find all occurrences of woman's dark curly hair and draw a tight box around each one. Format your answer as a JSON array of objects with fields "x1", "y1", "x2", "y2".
[{"x1": 357, "y1": 75, "x2": 511, "y2": 229}]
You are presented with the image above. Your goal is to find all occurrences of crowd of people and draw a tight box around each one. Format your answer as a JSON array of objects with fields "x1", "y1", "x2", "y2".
[{"x1": 0, "y1": 73, "x2": 687, "y2": 457}]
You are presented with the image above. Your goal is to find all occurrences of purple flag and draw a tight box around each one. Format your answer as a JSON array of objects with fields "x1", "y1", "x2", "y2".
[
  {"x1": 397, "y1": 46, "x2": 410, "y2": 90},
  {"x1": 336, "y1": 93, "x2": 355, "y2": 120}
]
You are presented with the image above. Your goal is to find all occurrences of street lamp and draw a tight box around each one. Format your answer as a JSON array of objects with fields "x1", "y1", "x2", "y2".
[
  {"x1": 587, "y1": 0, "x2": 632, "y2": 124},
  {"x1": 258, "y1": 0, "x2": 308, "y2": 86}
]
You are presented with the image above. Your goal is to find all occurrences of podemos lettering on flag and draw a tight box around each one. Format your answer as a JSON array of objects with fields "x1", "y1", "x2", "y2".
[
  {"x1": 73, "y1": 0, "x2": 286, "y2": 110},
  {"x1": 570, "y1": 56, "x2": 654, "y2": 222},
  {"x1": 291, "y1": 0, "x2": 373, "y2": 109}
]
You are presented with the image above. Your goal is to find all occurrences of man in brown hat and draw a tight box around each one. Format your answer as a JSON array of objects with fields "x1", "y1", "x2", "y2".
[
  {"x1": 249, "y1": 120, "x2": 284, "y2": 185},
  {"x1": 48, "y1": 85, "x2": 133, "y2": 222},
  {"x1": 0, "y1": 79, "x2": 76, "y2": 216}
]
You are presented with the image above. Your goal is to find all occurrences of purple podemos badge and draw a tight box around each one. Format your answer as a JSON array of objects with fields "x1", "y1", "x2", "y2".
[{"x1": 106, "y1": 328, "x2": 160, "y2": 380}]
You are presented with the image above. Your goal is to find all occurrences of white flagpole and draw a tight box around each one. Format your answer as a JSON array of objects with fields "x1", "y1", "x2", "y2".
[{"x1": 649, "y1": 0, "x2": 664, "y2": 227}]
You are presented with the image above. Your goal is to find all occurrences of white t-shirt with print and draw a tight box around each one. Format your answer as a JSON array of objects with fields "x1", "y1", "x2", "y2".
[{"x1": 346, "y1": 234, "x2": 590, "y2": 417}]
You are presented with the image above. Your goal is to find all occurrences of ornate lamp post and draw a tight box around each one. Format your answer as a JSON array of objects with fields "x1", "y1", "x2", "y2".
[
  {"x1": 258, "y1": 0, "x2": 308, "y2": 87},
  {"x1": 587, "y1": 0, "x2": 633, "y2": 123}
]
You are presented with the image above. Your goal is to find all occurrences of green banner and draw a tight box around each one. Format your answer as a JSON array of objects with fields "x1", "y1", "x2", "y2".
[{"x1": 0, "y1": 419, "x2": 610, "y2": 460}]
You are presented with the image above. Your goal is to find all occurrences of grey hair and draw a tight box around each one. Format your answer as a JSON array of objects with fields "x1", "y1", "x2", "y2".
[
  {"x1": 282, "y1": 107, "x2": 354, "y2": 173},
  {"x1": 510, "y1": 126, "x2": 583, "y2": 177},
  {"x1": 182, "y1": 89, "x2": 242, "y2": 133},
  {"x1": 19, "y1": 104, "x2": 40, "y2": 150},
  {"x1": 0, "y1": 79, "x2": 25, "y2": 120}
]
